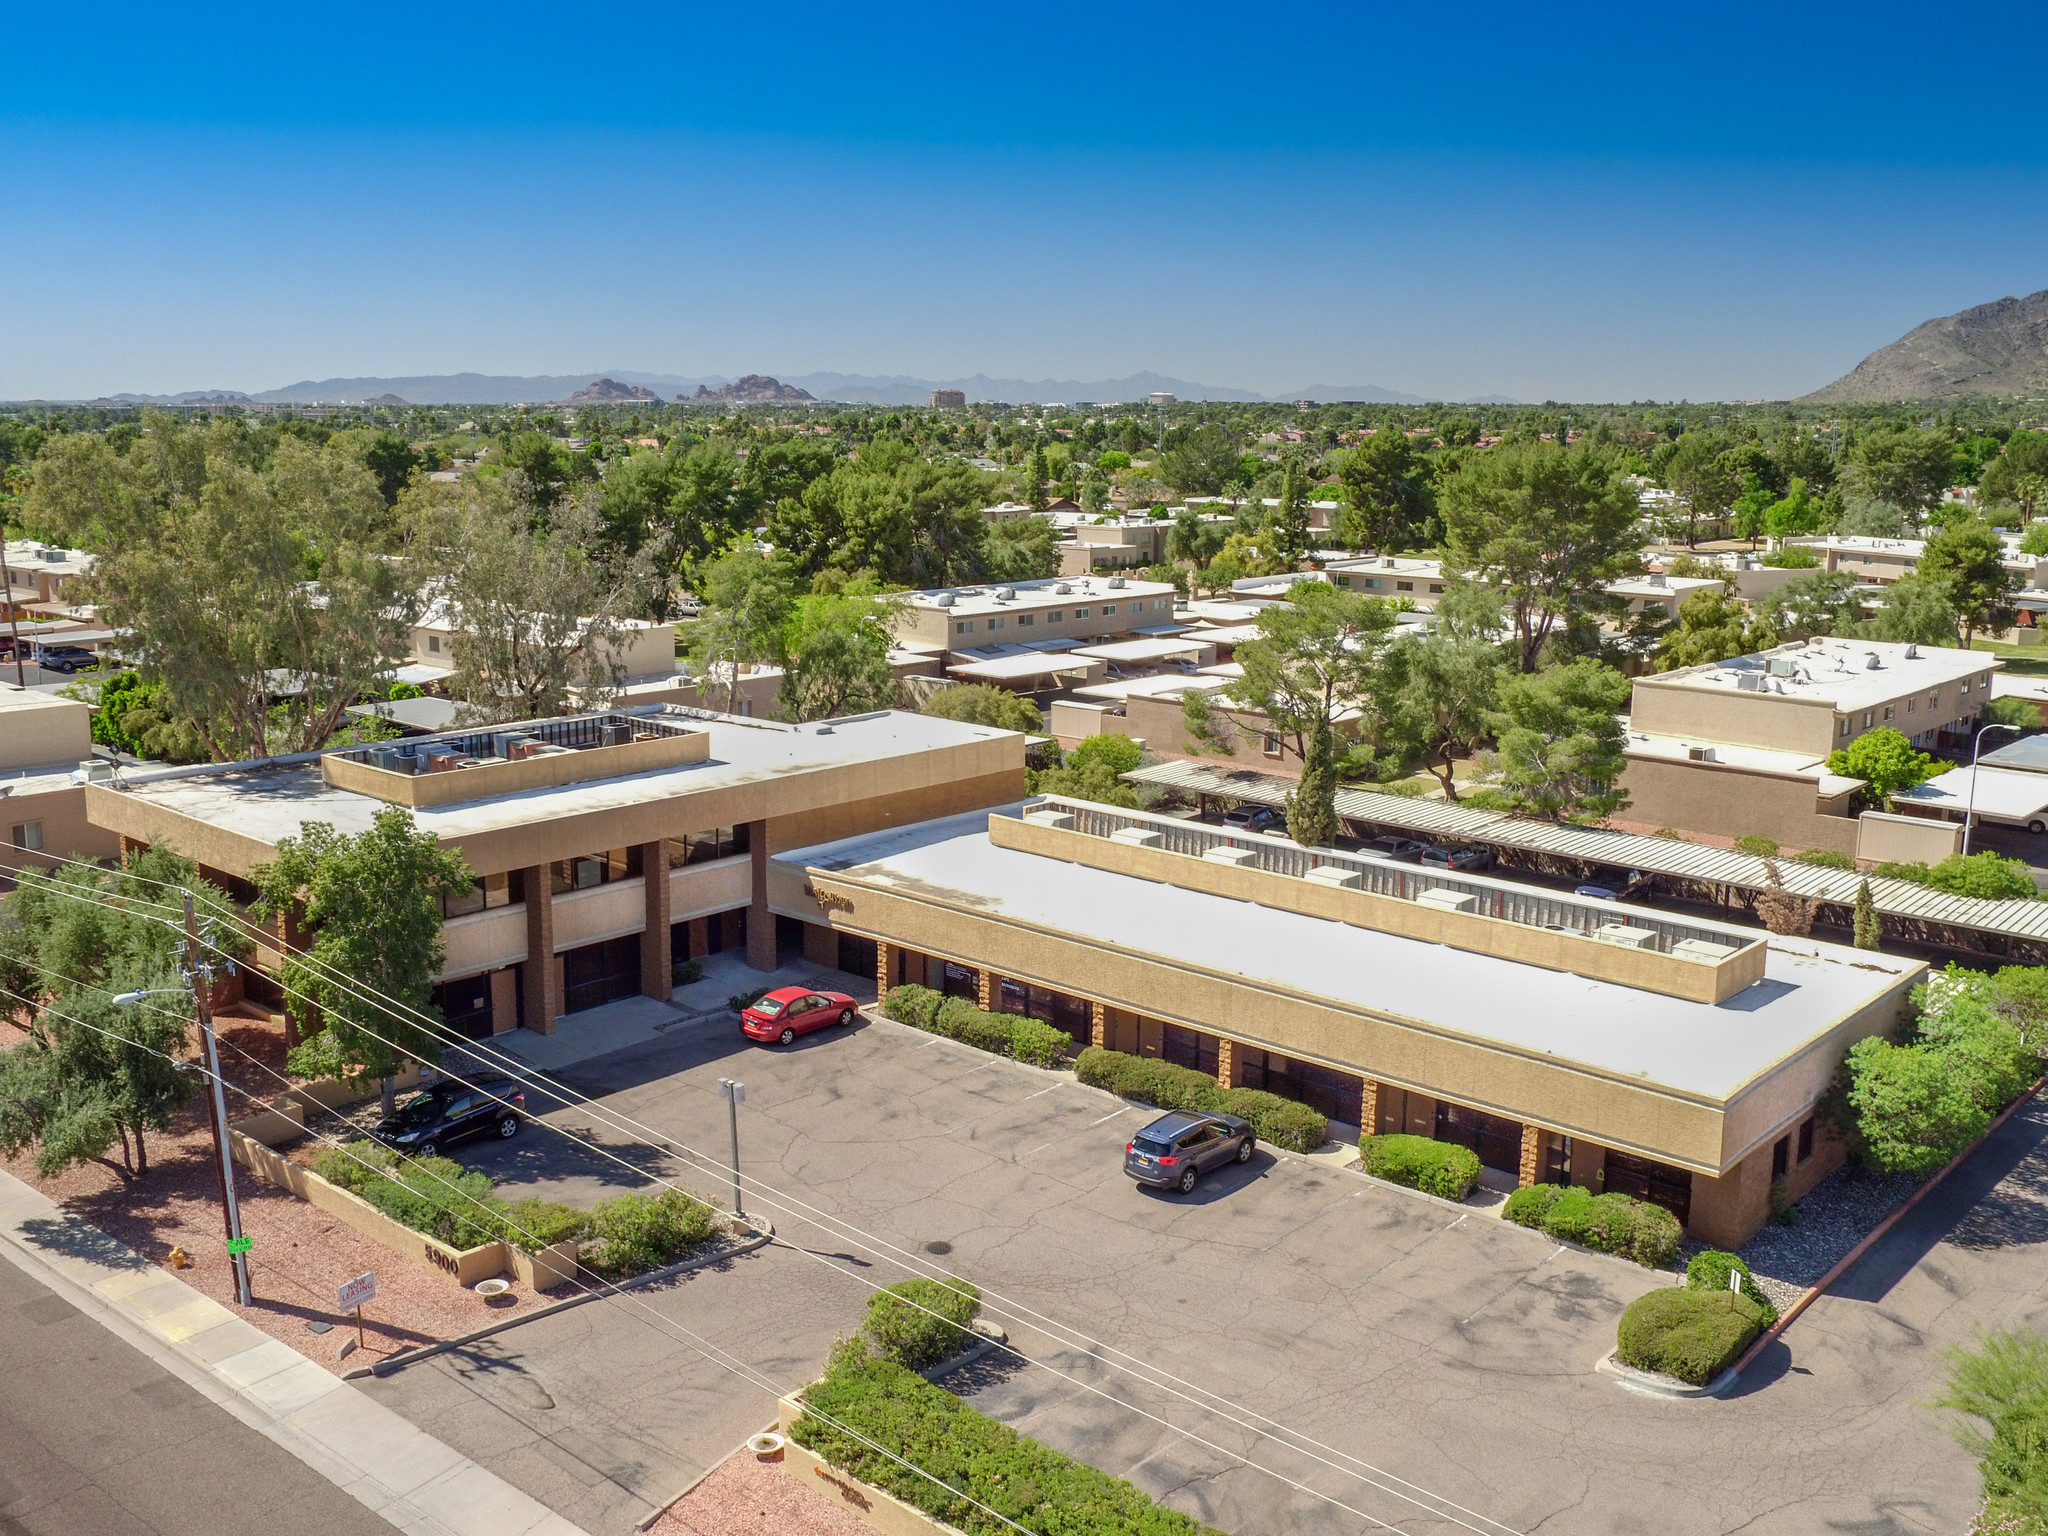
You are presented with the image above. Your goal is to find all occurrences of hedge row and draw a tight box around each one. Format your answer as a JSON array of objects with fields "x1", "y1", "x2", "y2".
[
  {"x1": 308, "y1": 1140, "x2": 715, "y2": 1276},
  {"x1": 1358, "y1": 1134, "x2": 1481, "y2": 1200},
  {"x1": 1615, "y1": 1287, "x2": 1767, "y2": 1386},
  {"x1": 793, "y1": 1354, "x2": 1226, "y2": 1536},
  {"x1": 858, "y1": 1276, "x2": 984, "y2": 1371},
  {"x1": 880, "y1": 984, "x2": 1072, "y2": 1068},
  {"x1": 1501, "y1": 1183, "x2": 1683, "y2": 1268},
  {"x1": 1073, "y1": 1047, "x2": 1329, "y2": 1153}
]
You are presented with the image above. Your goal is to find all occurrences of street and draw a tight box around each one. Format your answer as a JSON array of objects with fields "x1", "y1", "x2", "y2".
[{"x1": 358, "y1": 1008, "x2": 2038, "y2": 1535}]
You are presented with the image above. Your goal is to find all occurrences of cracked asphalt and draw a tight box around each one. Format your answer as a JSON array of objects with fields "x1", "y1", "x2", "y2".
[{"x1": 359, "y1": 1010, "x2": 2046, "y2": 1535}]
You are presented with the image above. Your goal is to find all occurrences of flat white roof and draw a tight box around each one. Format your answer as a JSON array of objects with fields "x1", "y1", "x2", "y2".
[
  {"x1": 1641, "y1": 637, "x2": 1997, "y2": 709},
  {"x1": 1896, "y1": 766, "x2": 2048, "y2": 821},
  {"x1": 1072, "y1": 637, "x2": 1210, "y2": 663},
  {"x1": 1621, "y1": 727, "x2": 1864, "y2": 796},
  {"x1": 900, "y1": 575, "x2": 1176, "y2": 619},
  {"x1": 104, "y1": 710, "x2": 1017, "y2": 850},
  {"x1": 1072, "y1": 674, "x2": 1225, "y2": 702},
  {"x1": 780, "y1": 811, "x2": 1920, "y2": 1104},
  {"x1": 948, "y1": 652, "x2": 1099, "y2": 682}
]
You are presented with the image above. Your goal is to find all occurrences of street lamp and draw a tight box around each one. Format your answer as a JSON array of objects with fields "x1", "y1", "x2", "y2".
[
  {"x1": 715, "y1": 1078, "x2": 746, "y2": 1219},
  {"x1": 1962, "y1": 721, "x2": 2026, "y2": 858},
  {"x1": 114, "y1": 892, "x2": 251, "y2": 1305}
]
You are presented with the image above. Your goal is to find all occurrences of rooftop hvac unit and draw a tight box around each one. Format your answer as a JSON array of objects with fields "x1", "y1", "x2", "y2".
[
  {"x1": 1593, "y1": 923, "x2": 1657, "y2": 950},
  {"x1": 1415, "y1": 887, "x2": 1481, "y2": 914},
  {"x1": 600, "y1": 722, "x2": 633, "y2": 747},
  {"x1": 1647, "y1": 572, "x2": 1667, "y2": 587},
  {"x1": 1904, "y1": 643, "x2": 1919, "y2": 659},
  {"x1": 1686, "y1": 745, "x2": 1716, "y2": 762},
  {"x1": 368, "y1": 747, "x2": 407, "y2": 773},
  {"x1": 1736, "y1": 672, "x2": 1763, "y2": 691},
  {"x1": 1054, "y1": 583, "x2": 1072, "y2": 595},
  {"x1": 1107, "y1": 575, "x2": 1126, "y2": 588},
  {"x1": 1202, "y1": 845, "x2": 1259, "y2": 868},
  {"x1": 994, "y1": 587, "x2": 1015, "y2": 602},
  {"x1": 1766, "y1": 656, "x2": 1795, "y2": 677},
  {"x1": 1864, "y1": 652, "x2": 1881, "y2": 669},
  {"x1": 1023, "y1": 810, "x2": 1074, "y2": 830},
  {"x1": 1109, "y1": 825, "x2": 1163, "y2": 849},
  {"x1": 935, "y1": 592, "x2": 955, "y2": 607},
  {"x1": 1303, "y1": 864, "x2": 1363, "y2": 890},
  {"x1": 1671, "y1": 938, "x2": 1739, "y2": 963}
]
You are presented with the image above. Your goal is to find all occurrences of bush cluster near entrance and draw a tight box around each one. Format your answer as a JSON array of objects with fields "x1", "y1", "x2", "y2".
[
  {"x1": 1358, "y1": 1133, "x2": 1481, "y2": 1199},
  {"x1": 793, "y1": 1353, "x2": 1226, "y2": 1536},
  {"x1": 880, "y1": 983, "x2": 1071, "y2": 1068},
  {"x1": 1615, "y1": 1287, "x2": 1768, "y2": 1386},
  {"x1": 1501, "y1": 1183, "x2": 1683, "y2": 1268},
  {"x1": 1074, "y1": 1047, "x2": 1330, "y2": 1152}
]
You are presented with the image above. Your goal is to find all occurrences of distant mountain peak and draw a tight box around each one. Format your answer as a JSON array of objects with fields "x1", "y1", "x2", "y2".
[
  {"x1": 562, "y1": 377, "x2": 662, "y2": 404},
  {"x1": 1804, "y1": 290, "x2": 2048, "y2": 402},
  {"x1": 690, "y1": 374, "x2": 815, "y2": 402}
]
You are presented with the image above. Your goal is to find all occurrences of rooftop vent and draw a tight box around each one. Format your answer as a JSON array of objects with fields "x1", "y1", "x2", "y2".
[
  {"x1": 1864, "y1": 652, "x2": 1881, "y2": 669},
  {"x1": 1687, "y1": 745, "x2": 1717, "y2": 762},
  {"x1": 1107, "y1": 576, "x2": 1126, "y2": 589},
  {"x1": 1647, "y1": 572, "x2": 1667, "y2": 587},
  {"x1": 1593, "y1": 923, "x2": 1657, "y2": 950},
  {"x1": 1054, "y1": 582, "x2": 1072, "y2": 594},
  {"x1": 1736, "y1": 672, "x2": 1763, "y2": 691},
  {"x1": 1904, "y1": 643, "x2": 1919, "y2": 659},
  {"x1": 1766, "y1": 657, "x2": 1795, "y2": 677},
  {"x1": 935, "y1": 592, "x2": 955, "y2": 607},
  {"x1": 993, "y1": 586, "x2": 1015, "y2": 602},
  {"x1": 1381, "y1": 556, "x2": 1396, "y2": 568},
  {"x1": 1415, "y1": 887, "x2": 1482, "y2": 915}
]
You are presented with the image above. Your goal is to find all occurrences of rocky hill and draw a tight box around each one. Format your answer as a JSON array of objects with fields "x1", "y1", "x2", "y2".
[
  {"x1": 561, "y1": 377, "x2": 663, "y2": 404},
  {"x1": 1804, "y1": 289, "x2": 2048, "y2": 401},
  {"x1": 690, "y1": 374, "x2": 815, "y2": 403}
]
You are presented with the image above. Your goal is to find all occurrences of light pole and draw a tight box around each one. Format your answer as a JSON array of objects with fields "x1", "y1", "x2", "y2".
[
  {"x1": 1962, "y1": 721, "x2": 2025, "y2": 858},
  {"x1": 715, "y1": 1078, "x2": 746, "y2": 1218},
  {"x1": 114, "y1": 892, "x2": 252, "y2": 1305}
]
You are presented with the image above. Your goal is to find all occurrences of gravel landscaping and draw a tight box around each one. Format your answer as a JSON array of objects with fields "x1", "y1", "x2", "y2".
[
  {"x1": 1729, "y1": 1162, "x2": 1922, "y2": 1309},
  {"x1": 651, "y1": 1447, "x2": 874, "y2": 1536}
]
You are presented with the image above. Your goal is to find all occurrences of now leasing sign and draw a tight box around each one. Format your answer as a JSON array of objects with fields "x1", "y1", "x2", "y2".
[{"x1": 337, "y1": 1272, "x2": 377, "y2": 1313}]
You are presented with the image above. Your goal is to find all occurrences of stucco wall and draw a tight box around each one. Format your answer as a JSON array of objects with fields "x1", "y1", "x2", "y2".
[
  {"x1": 1628, "y1": 681, "x2": 1838, "y2": 754},
  {"x1": 1618, "y1": 756, "x2": 1862, "y2": 855}
]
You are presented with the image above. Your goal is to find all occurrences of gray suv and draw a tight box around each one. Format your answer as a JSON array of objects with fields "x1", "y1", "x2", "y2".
[{"x1": 1124, "y1": 1111, "x2": 1255, "y2": 1193}]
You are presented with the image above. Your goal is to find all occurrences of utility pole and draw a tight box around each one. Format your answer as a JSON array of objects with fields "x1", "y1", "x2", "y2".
[
  {"x1": 185, "y1": 894, "x2": 253, "y2": 1306},
  {"x1": 0, "y1": 539, "x2": 25, "y2": 687},
  {"x1": 715, "y1": 1078, "x2": 745, "y2": 1218}
]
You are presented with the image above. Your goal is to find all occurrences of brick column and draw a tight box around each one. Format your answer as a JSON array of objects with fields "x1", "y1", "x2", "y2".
[
  {"x1": 1360, "y1": 1079, "x2": 1381, "y2": 1137},
  {"x1": 977, "y1": 970, "x2": 998, "y2": 1011},
  {"x1": 1215, "y1": 1037, "x2": 1235, "y2": 1089},
  {"x1": 746, "y1": 820, "x2": 776, "y2": 973},
  {"x1": 522, "y1": 865, "x2": 558, "y2": 1034},
  {"x1": 876, "y1": 942, "x2": 895, "y2": 1005},
  {"x1": 687, "y1": 916, "x2": 710, "y2": 960},
  {"x1": 1518, "y1": 1122, "x2": 1542, "y2": 1188},
  {"x1": 1089, "y1": 1000, "x2": 1106, "y2": 1049},
  {"x1": 639, "y1": 840, "x2": 671, "y2": 1000}
]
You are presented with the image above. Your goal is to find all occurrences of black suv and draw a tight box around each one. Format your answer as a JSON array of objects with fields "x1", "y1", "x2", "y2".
[
  {"x1": 373, "y1": 1077, "x2": 527, "y2": 1157},
  {"x1": 1124, "y1": 1111, "x2": 1255, "y2": 1193}
]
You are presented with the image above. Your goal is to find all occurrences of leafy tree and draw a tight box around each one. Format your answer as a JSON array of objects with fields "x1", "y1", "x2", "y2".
[
  {"x1": 1763, "y1": 477, "x2": 1823, "y2": 542},
  {"x1": 1180, "y1": 687, "x2": 1238, "y2": 756},
  {"x1": 1481, "y1": 658, "x2": 1633, "y2": 823},
  {"x1": 1030, "y1": 734, "x2": 1143, "y2": 807},
  {"x1": 2021, "y1": 522, "x2": 2048, "y2": 557},
  {"x1": 1844, "y1": 1034, "x2": 1995, "y2": 1175},
  {"x1": 1854, "y1": 880, "x2": 1882, "y2": 950},
  {"x1": 921, "y1": 683, "x2": 1043, "y2": 734},
  {"x1": 1337, "y1": 429, "x2": 1434, "y2": 551},
  {"x1": 1264, "y1": 462, "x2": 1312, "y2": 567},
  {"x1": 1439, "y1": 441, "x2": 1643, "y2": 671},
  {"x1": 1849, "y1": 425, "x2": 1955, "y2": 519},
  {"x1": 1934, "y1": 1324, "x2": 2048, "y2": 1520},
  {"x1": 1158, "y1": 424, "x2": 1243, "y2": 497},
  {"x1": 981, "y1": 514, "x2": 1059, "y2": 582},
  {"x1": 687, "y1": 547, "x2": 798, "y2": 714},
  {"x1": 1919, "y1": 518, "x2": 2018, "y2": 644},
  {"x1": 1385, "y1": 632, "x2": 1502, "y2": 801},
  {"x1": 1661, "y1": 435, "x2": 1738, "y2": 547},
  {"x1": 494, "y1": 430, "x2": 576, "y2": 509},
  {"x1": 26, "y1": 413, "x2": 414, "y2": 761},
  {"x1": 1287, "y1": 713, "x2": 1341, "y2": 846},
  {"x1": 252, "y1": 805, "x2": 474, "y2": 1111},
  {"x1": 1981, "y1": 432, "x2": 2048, "y2": 524},
  {"x1": 357, "y1": 431, "x2": 420, "y2": 506},
  {"x1": 1855, "y1": 572, "x2": 1962, "y2": 647},
  {"x1": 1757, "y1": 571, "x2": 1859, "y2": 642},
  {"x1": 1730, "y1": 473, "x2": 1775, "y2": 547},
  {"x1": 1826, "y1": 727, "x2": 1938, "y2": 805},
  {"x1": 1876, "y1": 852, "x2": 2039, "y2": 900},
  {"x1": 1024, "y1": 445, "x2": 1049, "y2": 515},
  {"x1": 1167, "y1": 507, "x2": 1227, "y2": 570},
  {"x1": 1655, "y1": 588, "x2": 1779, "y2": 671},
  {"x1": 776, "y1": 590, "x2": 903, "y2": 722},
  {"x1": 413, "y1": 478, "x2": 665, "y2": 723}
]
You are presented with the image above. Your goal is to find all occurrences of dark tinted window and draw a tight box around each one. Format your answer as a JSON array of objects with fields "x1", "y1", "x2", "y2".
[
  {"x1": 1180, "y1": 1125, "x2": 1216, "y2": 1149},
  {"x1": 1133, "y1": 1134, "x2": 1175, "y2": 1155}
]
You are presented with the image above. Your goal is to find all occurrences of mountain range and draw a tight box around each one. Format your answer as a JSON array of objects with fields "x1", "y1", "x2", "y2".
[
  {"x1": 69, "y1": 369, "x2": 1517, "y2": 408},
  {"x1": 1804, "y1": 290, "x2": 2048, "y2": 402}
]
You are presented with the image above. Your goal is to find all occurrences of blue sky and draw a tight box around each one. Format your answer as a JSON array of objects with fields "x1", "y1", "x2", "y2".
[{"x1": 5, "y1": 2, "x2": 2046, "y2": 403}]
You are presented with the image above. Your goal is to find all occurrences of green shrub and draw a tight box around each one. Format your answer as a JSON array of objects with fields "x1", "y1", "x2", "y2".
[
  {"x1": 673, "y1": 958, "x2": 705, "y2": 985},
  {"x1": 880, "y1": 982, "x2": 943, "y2": 1030},
  {"x1": 1876, "y1": 852, "x2": 2040, "y2": 901},
  {"x1": 1734, "y1": 833, "x2": 1780, "y2": 857},
  {"x1": 1615, "y1": 1287, "x2": 1766, "y2": 1385},
  {"x1": 729, "y1": 986, "x2": 772, "y2": 1014},
  {"x1": 500, "y1": 1197, "x2": 590, "y2": 1253},
  {"x1": 309, "y1": 1140, "x2": 507, "y2": 1248},
  {"x1": 1359, "y1": 1133, "x2": 1482, "y2": 1199},
  {"x1": 1794, "y1": 847, "x2": 1856, "y2": 870},
  {"x1": 1074, "y1": 1047, "x2": 1329, "y2": 1152},
  {"x1": 1759, "y1": 545, "x2": 1819, "y2": 568},
  {"x1": 583, "y1": 1189, "x2": 717, "y2": 1281},
  {"x1": 860, "y1": 1276, "x2": 983, "y2": 1370},
  {"x1": 1531, "y1": 1186, "x2": 1682, "y2": 1267},
  {"x1": 792, "y1": 1354, "x2": 1225, "y2": 1536},
  {"x1": 1503, "y1": 1182, "x2": 1568, "y2": 1228},
  {"x1": 1685, "y1": 1249, "x2": 1779, "y2": 1327}
]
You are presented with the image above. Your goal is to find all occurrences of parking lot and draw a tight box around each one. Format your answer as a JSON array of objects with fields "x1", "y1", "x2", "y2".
[{"x1": 361, "y1": 1004, "x2": 2018, "y2": 1536}]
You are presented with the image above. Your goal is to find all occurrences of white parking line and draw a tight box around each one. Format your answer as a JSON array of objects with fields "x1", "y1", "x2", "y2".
[{"x1": 1019, "y1": 1106, "x2": 1127, "y2": 1157}]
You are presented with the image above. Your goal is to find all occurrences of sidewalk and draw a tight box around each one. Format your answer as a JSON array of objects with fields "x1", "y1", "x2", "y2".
[{"x1": 0, "y1": 1166, "x2": 590, "y2": 1536}]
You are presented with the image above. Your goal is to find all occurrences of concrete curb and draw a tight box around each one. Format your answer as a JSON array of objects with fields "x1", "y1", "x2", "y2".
[
  {"x1": 918, "y1": 1322, "x2": 1012, "y2": 1383},
  {"x1": 0, "y1": 1165, "x2": 592, "y2": 1536},
  {"x1": 1596, "y1": 1350, "x2": 1736, "y2": 1399},
  {"x1": 350, "y1": 1218, "x2": 775, "y2": 1380},
  {"x1": 1731, "y1": 1080, "x2": 2043, "y2": 1380}
]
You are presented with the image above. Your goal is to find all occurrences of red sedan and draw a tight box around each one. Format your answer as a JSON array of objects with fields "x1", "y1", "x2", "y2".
[{"x1": 740, "y1": 985, "x2": 859, "y2": 1046}]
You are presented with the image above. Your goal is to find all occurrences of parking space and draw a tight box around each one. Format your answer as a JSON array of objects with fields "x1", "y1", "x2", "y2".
[{"x1": 365, "y1": 1011, "x2": 2008, "y2": 1536}]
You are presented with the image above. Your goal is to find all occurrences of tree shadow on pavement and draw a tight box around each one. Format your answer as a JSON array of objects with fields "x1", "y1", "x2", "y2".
[{"x1": 17, "y1": 1213, "x2": 152, "y2": 1272}]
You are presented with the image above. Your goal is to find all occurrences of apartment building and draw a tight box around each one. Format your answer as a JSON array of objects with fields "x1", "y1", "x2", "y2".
[
  {"x1": 83, "y1": 708, "x2": 1024, "y2": 1038},
  {"x1": 1057, "y1": 517, "x2": 1169, "y2": 576},
  {"x1": 1798, "y1": 534, "x2": 2048, "y2": 592},
  {"x1": 0, "y1": 686, "x2": 121, "y2": 878},
  {"x1": 1622, "y1": 637, "x2": 1999, "y2": 853},
  {"x1": 891, "y1": 575, "x2": 1181, "y2": 653},
  {"x1": 409, "y1": 596, "x2": 678, "y2": 687},
  {"x1": 770, "y1": 797, "x2": 1922, "y2": 1248},
  {"x1": 2, "y1": 540, "x2": 96, "y2": 617}
]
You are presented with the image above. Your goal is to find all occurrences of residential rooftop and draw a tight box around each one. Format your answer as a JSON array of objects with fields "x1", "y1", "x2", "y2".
[
  {"x1": 1637, "y1": 637, "x2": 1997, "y2": 710},
  {"x1": 896, "y1": 574, "x2": 1178, "y2": 619}
]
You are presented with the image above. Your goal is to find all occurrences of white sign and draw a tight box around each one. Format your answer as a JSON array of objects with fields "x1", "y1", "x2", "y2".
[
  {"x1": 717, "y1": 1079, "x2": 746, "y2": 1104},
  {"x1": 338, "y1": 1271, "x2": 377, "y2": 1312}
]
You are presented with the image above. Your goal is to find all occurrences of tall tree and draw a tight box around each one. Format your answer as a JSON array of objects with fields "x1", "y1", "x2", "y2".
[
  {"x1": 1980, "y1": 432, "x2": 2048, "y2": 523},
  {"x1": 1439, "y1": 441, "x2": 1643, "y2": 672},
  {"x1": 1661, "y1": 435, "x2": 1737, "y2": 547},
  {"x1": 26, "y1": 412, "x2": 415, "y2": 761},
  {"x1": 411, "y1": 478, "x2": 664, "y2": 723},
  {"x1": 1384, "y1": 632, "x2": 1503, "y2": 801},
  {"x1": 1655, "y1": 588, "x2": 1780, "y2": 670},
  {"x1": 1918, "y1": 519, "x2": 2017, "y2": 645},
  {"x1": 1226, "y1": 583, "x2": 1401, "y2": 842},
  {"x1": 1025, "y1": 445, "x2": 1049, "y2": 515},
  {"x1": 252, "y1": 805, "x2": 474, "y2": 1113},
  {"x1": 1848, "y1": 425, "x2": 1955, "y2": 520},
  {"x1": 776, "y1": 590, "x2": 904, "y2": 722},
  {"x1": 1337, "y1": 429, "x2": 1434, "y2": 551},
  {"x1": 686, "y1": 547, "x2": 798, "y2": 713},
  {"x1": 1482, "y1": 658, "x2": 1633, "y2": 823},
  {"x1": 1158, "y1": 423, "x2": 1242, "y2": 497},
  {"x1": 1265, "y1": 462, "x2": 1312, "y2": 567}
]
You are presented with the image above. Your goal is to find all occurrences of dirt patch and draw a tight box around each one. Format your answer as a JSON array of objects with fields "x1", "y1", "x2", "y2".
[{"x1": 651, "y1": 1446, "x2": 875, "y2": 1536}]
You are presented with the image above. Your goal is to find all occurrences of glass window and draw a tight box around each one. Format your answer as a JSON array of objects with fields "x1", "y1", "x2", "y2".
[
  {"x1": 1102, "y1": 603, "x2": 1117, "y2": 615},
  {"x1": 1396, "y1": 581, "x2": 1414, "y2": 591},
  {"x1": 1073, "y1": 607, "x2": 1090, "y2": 618},
  {"x1": 9, "y1": 821, "x2": 43, "y2": 852},
  {"x1": 1047, "y1": 611, "x2": 1063, "y2": 622},
  {"x1": 1884, "y1": 705, "x2": 1895, "y2": 721},
  {"x1": 1797, "y1": 1115, "x2": 1815, "y2": 1162},
  {"x1": 1336, "y1": 575, "x2": 1352, "y2": 587},
  {"x1": 956, "y1": 621, "x2": 974, "y2": 634},
  {"x1": 1430, "y1": 584, "x2": 1444, "y2": 594},
  {"x1": 1017, "y1": 614, "x2": 1034, "y2": 626},
  {"x1": 442, "y1": 885, "x2": 486, "y2": 919}
]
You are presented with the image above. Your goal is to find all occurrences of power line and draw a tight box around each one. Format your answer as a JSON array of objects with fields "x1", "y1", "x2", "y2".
[{"x1": 13, "y1": 854, "x2": 1521, "y2": 1535}]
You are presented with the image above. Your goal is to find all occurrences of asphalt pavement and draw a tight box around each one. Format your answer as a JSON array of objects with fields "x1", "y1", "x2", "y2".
[
  {"x1": 0, "y1": 1245, "x2": 401, "y2": 1536},
  {"x1": 352, "y1": 1008, "x2": 2048, "y2": 1536}
]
